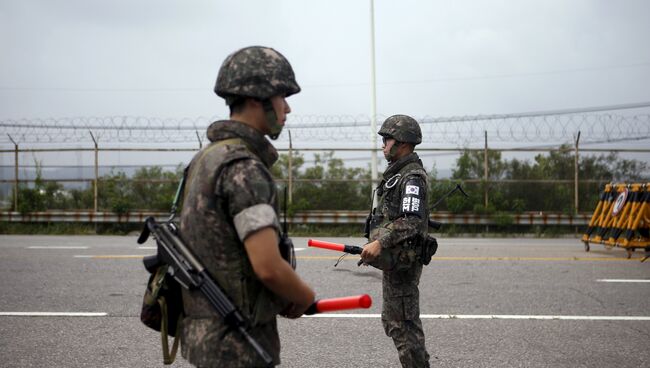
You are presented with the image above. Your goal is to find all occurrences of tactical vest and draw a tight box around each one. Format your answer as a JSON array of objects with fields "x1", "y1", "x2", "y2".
[
  {"x1": 368, "y1": 160, "x2": 429, "y2": 270},
  {"x1": 179, "y1": 138, "x2": 287, "y2": 325}
]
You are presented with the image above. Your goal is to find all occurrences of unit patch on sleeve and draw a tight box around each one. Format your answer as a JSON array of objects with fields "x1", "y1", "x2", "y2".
[{"x1": 400, "y1": 178, "x2": 425, "y2": 217}]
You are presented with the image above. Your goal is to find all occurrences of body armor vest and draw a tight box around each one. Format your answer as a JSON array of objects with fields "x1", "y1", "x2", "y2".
[
  {"x1": 367, "y1": 158, "x2": 429, "y2": 270},
  {"x1": 179, "y1": 139, "x2": 286, "y2": 325}
]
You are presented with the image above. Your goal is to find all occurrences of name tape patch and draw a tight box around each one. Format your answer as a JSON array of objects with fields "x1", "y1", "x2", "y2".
[{"x1": 402, "y1": 197, "x2": 421, "y2": 212}]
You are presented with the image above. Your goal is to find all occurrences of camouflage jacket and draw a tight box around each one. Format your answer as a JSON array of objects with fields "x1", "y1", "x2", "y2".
[
  {"x1": 179, "y1": 120, "x2": 287, "y2": 367},
  {"x1": 368, "y1": 153, "x2": 429, "y2": 270}
]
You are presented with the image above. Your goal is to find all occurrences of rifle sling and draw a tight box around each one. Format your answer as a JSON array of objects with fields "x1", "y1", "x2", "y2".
[{"x1": 159, "y1": 296, "x2": 181, "y2": 365}]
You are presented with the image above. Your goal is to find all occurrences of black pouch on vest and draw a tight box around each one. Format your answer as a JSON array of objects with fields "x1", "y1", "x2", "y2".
[
  {"x1": 418, "y1": 235, "x2": 438, "y2": 265},
  {"x1": 279, "y1": 233, "x2": 296, "y2": 270}
]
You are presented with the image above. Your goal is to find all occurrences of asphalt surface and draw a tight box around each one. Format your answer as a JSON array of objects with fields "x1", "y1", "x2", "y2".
[{"x1": 0, "y1": 235, "x2": 649, "y2": 368}]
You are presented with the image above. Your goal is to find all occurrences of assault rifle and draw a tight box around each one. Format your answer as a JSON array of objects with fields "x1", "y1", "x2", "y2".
[
  {"x1": 139, "y1": 217, "x2": 371, "y2": 366},
  {"x1": 139, "y1": 217, "x2": 274, "y2": 365}
]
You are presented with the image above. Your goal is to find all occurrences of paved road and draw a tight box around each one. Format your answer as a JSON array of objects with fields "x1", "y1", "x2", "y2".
[{"x1": 0, "y1": 235, "x2": 649, "y2": 367}]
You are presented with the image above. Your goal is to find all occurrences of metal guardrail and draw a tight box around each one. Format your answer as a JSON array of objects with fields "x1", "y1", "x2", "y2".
[
  {"x1": 0, "y1": 211, "x2": 162, "y2": 224},
  {"x1": 0, "y1": 210, "x2": 591, "y2": 226}
]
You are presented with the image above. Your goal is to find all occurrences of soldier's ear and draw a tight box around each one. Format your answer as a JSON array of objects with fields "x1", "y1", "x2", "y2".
[
  {"x1": 396, "y1": 142, "x2": 414, "y2": 152},
  {"x1": 246, "y1": 98, "x2": 263, "y2": 109}
]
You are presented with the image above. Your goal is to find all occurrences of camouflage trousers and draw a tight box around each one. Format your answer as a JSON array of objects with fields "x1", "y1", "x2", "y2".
[
  {"x1": 382, "y1": 262, "x2": 430, "y2": 368},
  {"x1": 181, "y1": 316, "x2": 280, "y2": 367}
]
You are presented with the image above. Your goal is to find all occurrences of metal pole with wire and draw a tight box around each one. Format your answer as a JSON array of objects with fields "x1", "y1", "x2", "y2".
[
  {"x1": 288, "y1": 130, "x2": 293, "y2": 205},
  {"x1": 89, "y1": 131, "x2": 98, "y2": 213},
  {"x1": 369, "y1": 0, "x2": 379, "y2": 202},
  {"x1": 7, "y1": 134, "x2": 18, "y2": 211},
  {"x1": 574, "y1": 131, "x2": 581, "y2": 214}
]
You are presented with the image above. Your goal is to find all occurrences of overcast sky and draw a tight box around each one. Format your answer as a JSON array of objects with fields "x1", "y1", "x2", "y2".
[{"x1": 1, "y1": 0, "x2": 650, "y2": 121}]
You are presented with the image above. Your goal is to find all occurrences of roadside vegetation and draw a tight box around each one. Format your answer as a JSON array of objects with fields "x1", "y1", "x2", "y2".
[{"x1": 2, "y1": 147, "x2": 646, "y2": 236}]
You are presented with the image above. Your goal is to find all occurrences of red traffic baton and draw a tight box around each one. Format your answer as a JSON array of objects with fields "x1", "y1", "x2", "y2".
[
  {"x1": 308, "y1": 239, "x2": 363, "y2": 255},
  {"x1": 304, "y1": 294, "x2": 372, "y2": 315}
]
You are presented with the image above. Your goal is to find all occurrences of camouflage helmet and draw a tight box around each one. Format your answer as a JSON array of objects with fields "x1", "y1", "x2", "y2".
[
  {"x1": 378, "y1": 114, "x2": 422, "y2": 145},
  {"x1": 215, "y1": 46, "x2": 301, "y2": 104}
]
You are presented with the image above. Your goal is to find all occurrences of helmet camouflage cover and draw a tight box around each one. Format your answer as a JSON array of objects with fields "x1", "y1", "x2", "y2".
[
  {"x1": 215, "y1": 46, "x2": 301, "y2": 104},
  {"x1": 378, "y1": 114, "x2": 422, "y2": 145}
]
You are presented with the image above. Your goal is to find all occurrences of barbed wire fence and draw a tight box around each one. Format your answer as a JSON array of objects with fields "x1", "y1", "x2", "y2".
[
  {"x1": 2, "y1": 102, "x2": 650, "y2": 147},
  {"x1": 1, "y1": 102, "x2": 649, "y2": 218}
]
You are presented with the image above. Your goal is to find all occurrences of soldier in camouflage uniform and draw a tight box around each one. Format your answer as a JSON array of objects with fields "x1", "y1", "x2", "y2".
[
  {"x1": 361, "y1": 115, "x2": 431, "y2": 368},
  {"x1": 179, "y1": 46, "x2": 316, "y2": 367}
]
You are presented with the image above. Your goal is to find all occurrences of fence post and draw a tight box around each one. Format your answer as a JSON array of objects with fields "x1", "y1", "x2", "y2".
[
  {"x1": 288, "y1": 130, "x2": 293, "y2": 205},
  {"x1": 484, "y1": 131, "x2": 488, "y2": 209},
  {"x1": 89, "y1": 131, "x2": 98, "y2": 212},
  {"x1": 7, "y1": 134, "x2": 18, "y2": 211},
  {"x1": 195, "y1": 130, "x2": 203, "y2": 149},
  {"x1": 574, "y1": 131, "x2": 581, "y2": 214}
]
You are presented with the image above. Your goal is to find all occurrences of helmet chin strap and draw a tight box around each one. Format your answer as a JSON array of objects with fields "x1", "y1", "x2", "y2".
[
  {"x1": 261, "y1": 99, "x2": 283, "y2": 140},
  {"x1": 385, "y1": 141, "x2": 401, "y2": 163}
]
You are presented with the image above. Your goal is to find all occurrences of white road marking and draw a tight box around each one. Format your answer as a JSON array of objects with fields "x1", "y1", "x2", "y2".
[
  {"x1": 28, "y1": 246, "x2": 89, "y2": 249},
  {"x1": 306, "y1": 314, "x2": 380, "y2": 318},
  {"x1": 597, "y1": 279, "x2": 650, "y2": 283},
  {"x1": 137, "y1": 247, "x2": 304, "y2": 251},
  {"x1": 74, "y1": 255, "x2": 149, "y2": 259},
  {"x1": 1, "y1": 312, "x2": 647, "y2": 321},
  {"x1": 0, "y1": 312, "x2": 107, "y2": 317},
  {"x1": 306, "y1": 314, "x2": 650, "y2": 321}
]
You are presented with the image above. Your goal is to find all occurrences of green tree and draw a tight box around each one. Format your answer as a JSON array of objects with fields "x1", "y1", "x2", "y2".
[
  {"x1": 270, "y1": 151, "x2": 305, "y2": 180},
  {"x1": 14, "y1": 159, "x2": 66, "y2": 213},
  {"x1": 131, "y1": 166, "x2": 183, "y2": 211},
  {"x1": 285, "y1": 152, "x2": 371, "y2": 211},
  {"x1": 98, "y1": 170, "x2": 134, "y2": 214},
  {"x1": 502, "y1": 146, "x2": 648, "y2": 213},
  {"x1": 446, "y1": 145, "x2": 649, "y2": 214},
  {"x1": 448, "y1": 149, "x2": 504, "y2": 213}
]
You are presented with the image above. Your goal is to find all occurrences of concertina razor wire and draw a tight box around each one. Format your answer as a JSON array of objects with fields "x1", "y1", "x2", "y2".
[{"x1": 1, "y1": 109, "x2": 650, "y2": 147}]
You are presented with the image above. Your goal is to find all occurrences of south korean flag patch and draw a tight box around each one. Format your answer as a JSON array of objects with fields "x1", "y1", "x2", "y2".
[
  {"x1": 400, "y1": 178, "x2": 425, "y2": 217},
  {"x1": 405, "y1": 185, "x2": 419, "y2": 195}
]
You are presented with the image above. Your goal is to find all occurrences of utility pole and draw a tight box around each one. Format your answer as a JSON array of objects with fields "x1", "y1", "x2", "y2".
[{"x1": 369, "y1": 0, "x2": 379, "y2": 201}]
